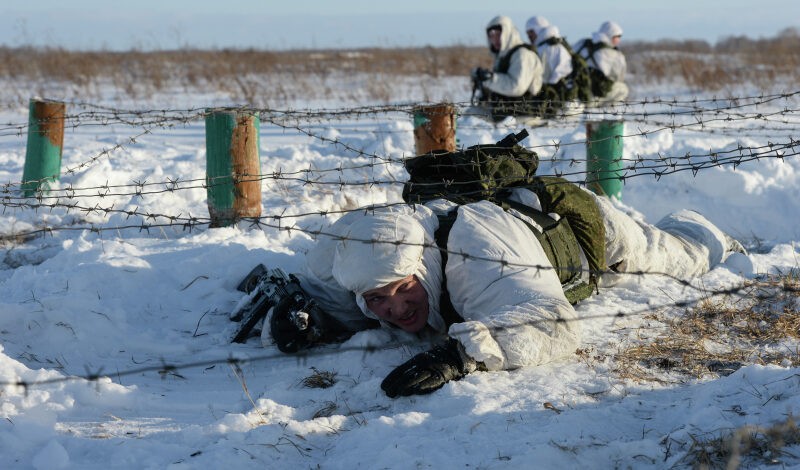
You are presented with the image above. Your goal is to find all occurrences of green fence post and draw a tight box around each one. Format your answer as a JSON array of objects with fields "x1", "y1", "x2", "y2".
[
  {"x1": 586, "y1": 120, "x2": 624, "y2": 200},
  {"x1": 22, "y1": 99, "x2": 65, "y2": 197},
  {"x1": 205, "y1": 109, "x2": 262, "y2": 228},
  {"x1": 413, "y1": 103, "x2": 456, "y2": 155}
]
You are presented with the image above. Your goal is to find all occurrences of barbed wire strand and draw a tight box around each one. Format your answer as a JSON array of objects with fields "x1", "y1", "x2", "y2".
[{"x1": 1, "y1": 274, "x2": 796, "y2": 391}]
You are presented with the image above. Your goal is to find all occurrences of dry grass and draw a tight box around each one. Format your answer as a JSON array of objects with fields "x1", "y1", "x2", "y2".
[
  {"x1": 611, "y1": 271, "x2": 800, "y2": 384},
  {"x1": 0, "y1": 45, "x2": 490, "y2": 106},
  {"x1": 311, "y1": 401, "x2": 338, "y2": 420},
  {"x1": 680, "y1": 417, "x2": 800, "y2": 469},
  {"x1": 300, "y1": 367, "x2": 337, "y2": 389},
  {"x1": 1, "y1": 28, "x2": 798, "y2": 105},
  {"x1": 625, "y1": 27, "x2": 800, "y2": 91},
  {"x1": 597, "y1": 271, "x2": 800, "y2": 467}
]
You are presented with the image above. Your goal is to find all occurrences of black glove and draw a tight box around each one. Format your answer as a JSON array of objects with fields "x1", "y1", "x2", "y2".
[
  {"x1": 471, "y1": 67, "x2": 493, "y2": 83},
  {"x1": 381, "y1": 338, "x2": 478, "y2": 398}
]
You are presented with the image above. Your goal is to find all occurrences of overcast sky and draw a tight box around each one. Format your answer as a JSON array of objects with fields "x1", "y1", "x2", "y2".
[{"x1": 1, "y1": 0, "x2": 798, "y2": 50}]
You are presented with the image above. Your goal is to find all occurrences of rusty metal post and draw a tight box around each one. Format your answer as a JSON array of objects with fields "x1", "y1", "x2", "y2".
[
  {"x1": 413, "y1": 104, "x2": 456, "y2": 155},
  {"x1": 205, "y1": 109, "x2": 262, "y2": 228},
  {"x1": 22, "y1": 99, "x2": 65, "y2": 197}
]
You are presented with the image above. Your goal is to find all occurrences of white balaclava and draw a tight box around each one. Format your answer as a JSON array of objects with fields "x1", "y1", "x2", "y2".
[
  {"x1": 331, "y1": 211, "x2": 446, "y2": 333},
  {"x1": 525, "y1": 16, "x2": 550, "y2": 35},
  {"x1": 599, "y1": 21, "x2": 623, "y2": 39},
  {"x1": 538, "y1": 25, "x2": 561, "y2": 43}
]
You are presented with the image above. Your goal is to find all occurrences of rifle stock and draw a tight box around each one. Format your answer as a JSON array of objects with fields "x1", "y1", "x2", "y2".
[{"x1": 230, "y1": 265, "x2": 302, "y2": 344}]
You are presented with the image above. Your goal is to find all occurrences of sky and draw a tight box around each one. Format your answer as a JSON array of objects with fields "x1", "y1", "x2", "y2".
[
  {"x1": 1, "y1": 64, "x2": 799, "y2": 467},
  {"x1": 1, "y1": 0, "x2": 799, "y2": 51}
]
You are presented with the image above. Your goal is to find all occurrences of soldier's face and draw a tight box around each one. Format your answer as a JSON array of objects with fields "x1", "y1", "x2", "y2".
[
  {"x1": 526, "y1": 29, "x2": 537, "y2": 44},
  {"x1": 362, "y1": 275, "x2": 429, "y2": 333},
  {"x1": 488, "y1": 29, "x2": 502, "y2": 51}
]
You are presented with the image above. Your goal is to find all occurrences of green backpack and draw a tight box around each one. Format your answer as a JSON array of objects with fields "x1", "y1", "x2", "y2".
[
  {"x1": 575, "y1": 38, "x2": 614, "y2": 97},
  {"x1": 402, "y1": 131, "x2": 606, "y2": 306},
  {"x1": 560, "y1": 38, "x2": 593, "y2": 103},
  {"x1": 402, "y1": 130, "x2": 538, "y2": 205},
  {"x1": 540, "y1": 36, "x2": 593, "y2": 103}
]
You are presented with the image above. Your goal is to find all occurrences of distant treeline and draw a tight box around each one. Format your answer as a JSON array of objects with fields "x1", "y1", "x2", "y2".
[{"x1": 0, "y1": 28, "x2": 797, "y2": 104}]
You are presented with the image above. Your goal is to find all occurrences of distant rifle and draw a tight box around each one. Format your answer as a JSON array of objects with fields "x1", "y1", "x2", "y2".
[
  {"x1": 470, "y1": 67, "x2": 492, "y2": 106},
  {"x1": 470, "y1": 73, "x2": 480, "y2": 105},
  {"x1": 495, "y1": 128, "x2": 529, "y2": 148},
  {"x1": 230, "y1": 264, "x2": 330, "y2": 344}
]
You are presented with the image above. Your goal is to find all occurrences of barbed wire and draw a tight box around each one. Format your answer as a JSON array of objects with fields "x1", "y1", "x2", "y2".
[
  {"x1": 2, "y1": 136, "x2": 797, "y2": 214},
  {"x1": 2, "y1": 91, "x2": 798, "y2": 135},
  {"x1": 3, "y1": 102, "x2": 798, "y2": 195},
  {"x1": 2, "y1": 94, "x2": 797, "y2": 191},
  {"x1": 0, "y1": 191, "x2": 789, "y2": 299},
  {"x1": 2, "y1": 99, "x2": 797, "y2": 257},
  {"x1": 2, "y1": 96, "x2": 798, "y2": 395},
  {"x1": 1, "y1": 273, "x2": 796, "y2": 392}
]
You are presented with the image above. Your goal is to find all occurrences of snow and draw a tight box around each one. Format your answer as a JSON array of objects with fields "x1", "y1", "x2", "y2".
[{"x1": 1, "y1": 74, "x2": 799, "y2": 469}]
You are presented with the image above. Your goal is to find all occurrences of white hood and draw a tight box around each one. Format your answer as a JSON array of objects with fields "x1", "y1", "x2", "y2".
[
  {"x1": 598, "y1": 20, "x2": 623, "y2": 39},
  {"x1": 537, "y1": 25, "x2": 561, "y2": 43},
  {"x1": 525, "y1": 15, "x2": 550, "y2": 34},
  {"x1": 331, "y1": 209, "x2": 446, "y2": 333},
  {"x1": 486, "y1": 15, "x2": 525, "y2": 55}
]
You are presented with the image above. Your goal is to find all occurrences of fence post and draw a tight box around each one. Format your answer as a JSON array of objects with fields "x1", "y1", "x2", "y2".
[
  {"x1": 413, "y1": 103, "x2": 456, "y2": 155},
  {"x1": 586, "y1": 120, "x2": 624, "y2": 200},
  {"x1": 205, "y1": 109, "x2": 262, "y2": 228},
  {"x1": 22, "y1": 99, "x2": 65, "y2": 197}
]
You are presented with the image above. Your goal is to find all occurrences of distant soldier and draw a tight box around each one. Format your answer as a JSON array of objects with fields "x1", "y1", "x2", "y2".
[
  {"x1": 524, "y1": 15, "x2": 550, "y2": 45},
  {"x1": 469, "y1": 15, "x2": 544, "y2": 124},
  {"x1": 532, "y1": 25, "x2": 578, "y2": 117},
  {"x1": 573, "y1": 21, "x2": 629, "y2": 105}
]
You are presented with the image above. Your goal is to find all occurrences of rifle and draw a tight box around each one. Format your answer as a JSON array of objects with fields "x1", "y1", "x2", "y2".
[
  {"x1": 230, "y1": 264, "x2": 328, "y2": 344},
  {"x1": 470, "y1": 67, "x2": 491, "y2": 106},
  {"x1": 495, "y1": 128, "x2": 530, "y2": 148},
  {"x1": 470, "y1": 74, "x2": 480, "y2": 106}
]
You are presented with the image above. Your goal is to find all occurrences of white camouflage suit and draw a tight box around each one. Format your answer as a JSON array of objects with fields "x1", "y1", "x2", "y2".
[
  {"x1": 480, "y1": 15, "x2": 543, "y2": 99},
  {"x1": 575, "y1": 21, "x2": 629, "y2": 105},
  {"x1": 297, "y1": 188, "x2": 742, "y2": 371},
  {"x1": 536, "y1": 25, "x2": 573, "y2": 86}
]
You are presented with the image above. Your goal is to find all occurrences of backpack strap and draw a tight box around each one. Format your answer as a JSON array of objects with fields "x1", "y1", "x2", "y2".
[
  {"x1": 435, "y1": 197, "x2": 592, "y2": 309},
  {"x1": 580, "y1": 40, "x2": 614, "y2": 96},
  {"x1": 495, "y1": 43, "x2": 534, "y2": 74},
  {"x1": 586, "y1": 40, "x2": 610, "y2": 67},
  {"x1": 558, "y1": 37, "x2": 575, "y2": 54},
  {"x1": 538, "y1": 37, "x2": 561, "y2": 47},
  {"x1": 497, "y1": 196, "x2": 585, "y2": 289},
  {"x1": 434, "y1": 209, "x2": 465, "y2": 328},
  {"x1": 575, "y1": 38, "x2": 591, "y2": 55}
]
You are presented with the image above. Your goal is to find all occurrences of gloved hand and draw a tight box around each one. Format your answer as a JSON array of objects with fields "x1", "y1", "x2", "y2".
[
  {"x1": 269, "y1": 295, "x2": 314, "y2": 353},
  {"x1": 471, "y1": 67, "x2": 493, "y2": 83},
  {"x1": 381, "y1": 338, "x2": 478, "y2": 398}
]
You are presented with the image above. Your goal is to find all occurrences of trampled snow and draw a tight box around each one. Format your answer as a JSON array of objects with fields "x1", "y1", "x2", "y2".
[{"x1": 0, "y1": 74, "x2": 799, "y2": 469}]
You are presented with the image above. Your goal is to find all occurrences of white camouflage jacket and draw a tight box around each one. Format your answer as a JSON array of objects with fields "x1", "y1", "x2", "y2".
[
  {"x1": 536, "y1": 26, "x2": 573, "y2": 85},
  {"x1": 482, "y1": 15, "x2": 544, "y2": 98},
  {"x1": 297, "y1": 189, "x2": 736, "y2": 371},
  {"x1": 574, "y1": 32, "x2": 627, "y2": 83}
]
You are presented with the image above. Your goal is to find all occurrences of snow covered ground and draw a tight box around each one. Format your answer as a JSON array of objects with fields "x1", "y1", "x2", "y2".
[{"x1": 0, "y1": 73, "x2": 799, "y2": 469}]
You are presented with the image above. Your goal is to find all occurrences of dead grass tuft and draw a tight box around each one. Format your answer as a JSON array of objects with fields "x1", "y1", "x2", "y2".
[
  {"x1": 680, "y1": 416, "x2": 800, "y2": 469},
  {"x1": 613, "y1": 272, "x2": 800, "y2": 383},
  {"x1": 300, "y1": 367, "x2": 337, "y2": 389},
  {"x1": 311, "y1": 401, "x2": 338, "y2": 419}
]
